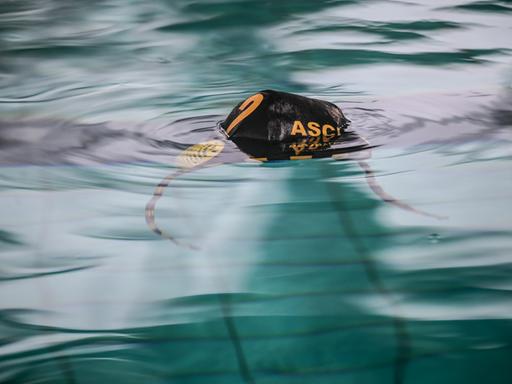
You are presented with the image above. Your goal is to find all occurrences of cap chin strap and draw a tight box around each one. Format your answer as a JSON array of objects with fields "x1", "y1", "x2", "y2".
[{"x1": 145, "y1": 140, "x2": 225, "y2": 250}]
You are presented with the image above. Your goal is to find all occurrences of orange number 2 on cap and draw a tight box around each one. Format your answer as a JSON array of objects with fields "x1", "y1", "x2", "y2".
[{"x1": 226, "y1": 93, "x2": 264, "y2": 136}]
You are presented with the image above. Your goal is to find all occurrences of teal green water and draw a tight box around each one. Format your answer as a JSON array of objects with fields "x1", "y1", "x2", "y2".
[{"x1": 1, "y1": 1, "x2": 512, "y2": 383}]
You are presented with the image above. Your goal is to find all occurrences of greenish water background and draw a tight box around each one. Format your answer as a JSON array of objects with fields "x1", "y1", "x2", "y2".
[{"x1": 1, "y1": 1, "x2": 512, "y2": 383}]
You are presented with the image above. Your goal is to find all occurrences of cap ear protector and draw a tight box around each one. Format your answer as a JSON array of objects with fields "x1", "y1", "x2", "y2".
[{"x1": 176, "y1": 140, "x2": 225, "y2": 168}]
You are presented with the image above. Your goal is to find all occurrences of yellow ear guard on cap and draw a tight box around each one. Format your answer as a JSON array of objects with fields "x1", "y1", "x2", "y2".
[{"x1": 177, "y1": 139, "x2": 225, "y2": 169}]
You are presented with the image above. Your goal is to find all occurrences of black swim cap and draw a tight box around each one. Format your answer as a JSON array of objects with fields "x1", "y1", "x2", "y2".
[
  {"x1": 219, "y1": 90, "x2": 357, "y2": 160},
  {"x1": 220, "y1": 89, "x2": 350, "y2": 141}
]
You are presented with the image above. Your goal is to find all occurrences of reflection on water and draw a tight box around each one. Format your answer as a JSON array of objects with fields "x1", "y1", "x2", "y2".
[{"x1": 1, "y1": 0, "x2": 512, "y2": 383}]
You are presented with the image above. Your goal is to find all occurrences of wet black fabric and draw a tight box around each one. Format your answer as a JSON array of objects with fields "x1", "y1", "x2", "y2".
[
  {"x1": 220, "y1": 90, "x2": 350, "y2": 142},
  {"x1": 219, "y1": 90, "x2": 360, "y2": 160}
]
